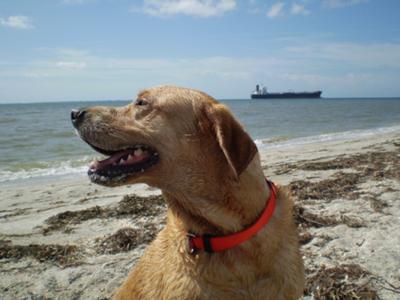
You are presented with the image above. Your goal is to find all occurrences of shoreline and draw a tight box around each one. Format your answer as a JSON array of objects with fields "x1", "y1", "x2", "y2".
[
  {"x1": 2, "y1": 122, "x2": 400, "y2": 186},
  {"x1": 1, "y1": 129, "x2": 400, "y2": 299}
]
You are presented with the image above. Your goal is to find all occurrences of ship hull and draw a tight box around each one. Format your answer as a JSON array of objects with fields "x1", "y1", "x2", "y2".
[{"x1": 251, "y1": 91, "x2": 322, "y2": 99}]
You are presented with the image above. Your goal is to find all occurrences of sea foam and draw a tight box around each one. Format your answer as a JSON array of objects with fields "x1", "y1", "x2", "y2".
[
  {"x1": 0, "y1": 159, "x2": 90, "y2": 183},
  {"x1": 2, "y1": 124, "x2": 400, "y2": 184},
  {"x1": 255, "y1": 124, "x2": 400, "y2": 149}
]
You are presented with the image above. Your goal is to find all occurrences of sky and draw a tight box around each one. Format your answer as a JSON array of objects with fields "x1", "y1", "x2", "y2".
[{"x1": 0, "y1": 0, "x2": 400, "y2": 103}]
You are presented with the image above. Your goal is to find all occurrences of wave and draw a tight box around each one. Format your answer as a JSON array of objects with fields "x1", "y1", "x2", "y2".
[
  {"x1": 255, "y1": 135, "x2": 292, "y2": 145},
  {"x1": 255, "y1": 124, "x2": 400, "y2": 149},
  {"x1": 0, "y1": 157, "x2": 91, "y2": 183},
  {"x1": 2, "y1": 124, "x2": 400, "y2": 184}
]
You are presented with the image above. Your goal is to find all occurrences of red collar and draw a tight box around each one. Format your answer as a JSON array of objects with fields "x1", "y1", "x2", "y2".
[{"x1": 187, "y1": 179, "x2": 277, "y2": 254}]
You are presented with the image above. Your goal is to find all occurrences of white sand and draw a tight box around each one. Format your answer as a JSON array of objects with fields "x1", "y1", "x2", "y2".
[{"x1": 1, "y1": 131, "x2": 400, "y2": 299}]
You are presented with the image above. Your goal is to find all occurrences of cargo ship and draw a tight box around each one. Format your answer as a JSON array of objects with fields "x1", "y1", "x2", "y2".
[{"x1": 251, "y1": 84, "x2": 322, "y2": 99}]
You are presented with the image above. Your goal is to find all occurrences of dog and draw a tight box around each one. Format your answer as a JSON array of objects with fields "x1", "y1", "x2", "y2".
[{"x1": 71, "y1": 86, "x2": 305, "y2": 299}]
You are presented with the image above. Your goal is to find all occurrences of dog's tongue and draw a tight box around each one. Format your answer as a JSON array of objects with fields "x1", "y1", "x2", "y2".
[{"x1": 89, "y1": 148, "x2": 149, "y2": 171}]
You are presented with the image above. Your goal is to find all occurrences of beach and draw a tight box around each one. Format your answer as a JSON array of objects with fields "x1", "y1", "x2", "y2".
[
  {"x1": 2, "y1": 0, "x2": 400, "y2": 298},
  {"x1": 1, "y1": 128, "x2": 399, "y2": 299}
]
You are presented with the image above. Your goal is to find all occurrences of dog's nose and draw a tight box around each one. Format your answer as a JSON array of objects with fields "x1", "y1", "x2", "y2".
[{"x1": 71, "y1": 108, "x2": 86, "y2": 128}]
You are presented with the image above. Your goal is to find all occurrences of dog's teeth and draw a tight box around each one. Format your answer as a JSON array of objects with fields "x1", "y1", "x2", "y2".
[
  {"x1": 134, "y1": 149, "x2": 143, "y2": 156},
  {"x1": 89, "y1": 159, "x2": 99, "y2": 170},
  {"x1": 119, "y1": 158, "x2": 126, "y2": 165},
  {"x1": 154, "y1": 152, "x2": 159, "y2": 156},
  {"x1": 141, "y1": 169, "x2": 145, "y2": 173},
  {"x1": 127, "y1": 154, "x2": 133, "y2": 161}
]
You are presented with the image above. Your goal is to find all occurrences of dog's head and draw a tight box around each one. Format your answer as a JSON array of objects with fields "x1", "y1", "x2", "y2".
[{"x1": 72, "y1": 86, "x2": 257, "y2": 190}]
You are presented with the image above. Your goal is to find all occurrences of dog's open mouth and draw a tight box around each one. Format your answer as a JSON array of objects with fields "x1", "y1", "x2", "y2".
[{"x1": 87, "y1": 144, "x2": 159, "y2": 184}]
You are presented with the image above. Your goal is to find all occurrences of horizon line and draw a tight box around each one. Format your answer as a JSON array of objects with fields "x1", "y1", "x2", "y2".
[{"x1": 1, "y1": 96, "x2": 400, "y2": 105}]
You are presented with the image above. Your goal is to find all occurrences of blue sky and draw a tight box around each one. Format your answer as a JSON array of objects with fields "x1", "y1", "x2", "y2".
[{"x1": 1, "y1": 0, "x2": 399, "y2": 102}]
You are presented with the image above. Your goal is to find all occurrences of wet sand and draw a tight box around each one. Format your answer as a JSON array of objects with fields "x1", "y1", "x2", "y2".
[{"x1": 1, "y1": 131, "x2": 400, "y2": 299}]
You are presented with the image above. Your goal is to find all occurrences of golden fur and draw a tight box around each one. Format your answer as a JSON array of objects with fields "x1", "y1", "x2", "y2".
[{"x1": 75, "y1": 86, "x2": 305, "y2": 299}]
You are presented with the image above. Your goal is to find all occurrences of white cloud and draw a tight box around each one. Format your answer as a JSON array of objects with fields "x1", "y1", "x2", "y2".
[
  {"x1": 136, "y1": 0, "x2": 236, "y2": 17},
  {"x1": 2, "y1": 41, "x2": 400, "y2": 101},
  {"x1": 56, "y1": 61, "x2": 87, "y2": 69},
  {"x1": 267, "y1": 2, "x2": 285, "y2": 18},
  {"x1": 323, "y1": 0, "x2": 368, "y2": 8},
  {"x1": 264, "y1": 2, "x2": 310, "y2": 18},
  {"x1": 291, "y1": 3, "x2": 310, "y2": 15},
  {"x1": 284, "y1": 42, "x2": 400, "y2": 68},
  {"x1": 0, "y1": 15, "x2": 34, "y2": 29}
]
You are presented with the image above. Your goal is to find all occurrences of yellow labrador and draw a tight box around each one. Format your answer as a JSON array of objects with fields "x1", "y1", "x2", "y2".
[{"x1": 72, "y1": 86, "x2": 304, "y2": 299}]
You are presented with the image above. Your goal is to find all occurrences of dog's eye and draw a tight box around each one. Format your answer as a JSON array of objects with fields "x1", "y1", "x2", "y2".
[{"x1": 135, "y1": 99, "x2": 148, "y2": 106}]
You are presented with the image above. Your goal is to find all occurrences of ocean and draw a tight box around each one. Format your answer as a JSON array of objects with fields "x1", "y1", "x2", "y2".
[{"x1": 1, "y1": 98, "x2": 400, "y2": 184}]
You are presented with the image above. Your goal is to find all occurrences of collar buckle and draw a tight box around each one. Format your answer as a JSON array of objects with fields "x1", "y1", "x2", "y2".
[{"x1": 187, "y1": 232, "x2": 198, "y2": 255}]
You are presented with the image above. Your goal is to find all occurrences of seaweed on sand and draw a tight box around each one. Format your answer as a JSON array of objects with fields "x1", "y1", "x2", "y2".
[
  {"x1": 277, "y1": 147, "x2": 400, "y2": 182},
  {"x1": 294, "y1": 205, "x2": 365, "y2": 229},
  {"x1": 337, "y1": 151, "x2": 399, "y2": 181},
  {"x1": 288, "y1": 172, "x2": 361, "y2": 201},
  {"x1": 111, "y1": 194, "x2": 165, "y2": 217},
  {"x1": 305, "y1": 264, "x2": 379, "y2": 299},
  {"x1": 96, "y1": 225, "x2": 159, "y2": 254},
  {"x1": 366, "y1": 195, "x2": 389, "y2": 213},
  {"x1": 298, "y1": 231, "x2": 314, "y2": 245},
  {"x1": 42, "y1": 194, "x2": 166, "y2": 234},
  {"x1": 294, "y1": 205, "x2": 340, "y2": 228},
  {"x1": 43, "y1": 206, "x2": 106, "y2": 233},
  {"x1": 0, "y1": 243, "x2": 80, "y2": 267}
]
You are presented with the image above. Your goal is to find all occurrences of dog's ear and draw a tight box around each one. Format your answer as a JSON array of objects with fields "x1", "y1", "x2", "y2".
[{"x1": 203, "y1": 103, "x2": 258, "y2": 179}]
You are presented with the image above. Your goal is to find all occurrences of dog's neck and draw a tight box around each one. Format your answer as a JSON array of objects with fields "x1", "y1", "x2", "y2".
[{"x1": 163, "y1": 156, "x2": 270, "y2": 236}]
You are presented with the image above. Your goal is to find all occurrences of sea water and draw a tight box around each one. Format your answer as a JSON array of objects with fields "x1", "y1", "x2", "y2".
[{"x1": 1, "y1": 98, "x2": 400, "y2": 183}]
